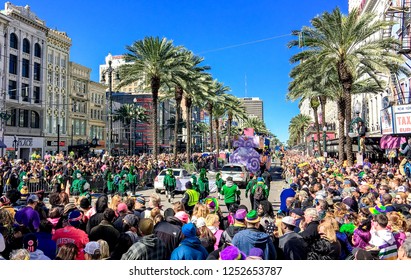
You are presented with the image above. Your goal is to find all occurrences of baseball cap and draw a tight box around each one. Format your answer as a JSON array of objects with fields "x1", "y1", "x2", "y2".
[
  {"x1": 290, "y1": 208, "x2": 304, "y2": 217},
  {"x1": 84, "y1": 241, "x2": 100, "y2": 255},
  {"x1": 27, "y1": 194, "x2": 39, "y2": 203},
  {"x1": 117, "y1": 203, "x2": 128, "y2": 213},
  {"x1": 234, "y1": 209, "x2": 247, "y2": 221},
  {"x1": 282, "y1": 216, "x2": 296, "y2": 227}
]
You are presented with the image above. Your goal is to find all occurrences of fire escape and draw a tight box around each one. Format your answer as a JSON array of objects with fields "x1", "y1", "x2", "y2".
[{"x1": 383, "y1": 0, "x2": 411, "y2": 105}]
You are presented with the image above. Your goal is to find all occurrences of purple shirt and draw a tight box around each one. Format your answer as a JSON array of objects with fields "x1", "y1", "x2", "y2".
[{"x1": 15, "y1": 206, "x2": 40, "y2": 232}]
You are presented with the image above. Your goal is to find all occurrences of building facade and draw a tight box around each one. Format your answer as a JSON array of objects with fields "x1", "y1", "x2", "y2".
[
  {"x1": 68, "y1": 62, "x2": 91, "y2": 150},
  {"x1": 1, "y1": 3, "x2": 47, "y2": 160},
  {"x1": 44, "y1": 29, "x2": 71, "y2": 155},
  {"x1": 89, "y1": 81, "x2": 106, "y2": 152},
  {"x1": 239, "y1": 97, "x2": 264, "y2": 121}
]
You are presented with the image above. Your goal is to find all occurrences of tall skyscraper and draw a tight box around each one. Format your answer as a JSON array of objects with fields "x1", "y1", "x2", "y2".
[{"x1": 239, "y1": 97, "x2": 264, "y2": 121}]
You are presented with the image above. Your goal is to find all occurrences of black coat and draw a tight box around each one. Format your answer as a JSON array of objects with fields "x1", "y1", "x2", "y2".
[
  {"x1": 89, "y1": 220, "x2": 120, "y2": 253},
  {"x1": 154, "y1": 220, "x2": 184, "y2": 259}
]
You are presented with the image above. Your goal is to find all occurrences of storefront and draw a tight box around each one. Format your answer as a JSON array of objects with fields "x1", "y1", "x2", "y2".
[
  {"x1": 45, "y1": 138, "x2": 68, "y2": 156},
  {"x1": 4, "y1": 136, "x2": 44, "y2": 161}
]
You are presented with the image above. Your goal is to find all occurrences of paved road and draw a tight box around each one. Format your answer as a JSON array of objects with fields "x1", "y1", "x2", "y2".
[{"x1": 134, "y1": 159, "x2": 285, "y2": 214}]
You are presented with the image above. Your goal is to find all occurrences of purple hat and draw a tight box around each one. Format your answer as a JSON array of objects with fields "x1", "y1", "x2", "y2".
[
  {"x1": 248, "y1": 247, "x2": 264, "y2": 259},
  {"x1": 219, "y1": 246, "x2": 246, "y2": 260},
  {"x1": 234, "y1": 209, "x2": 247, "y2": 221}
]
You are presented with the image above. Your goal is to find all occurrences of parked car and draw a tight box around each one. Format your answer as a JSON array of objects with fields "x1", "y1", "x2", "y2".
[
  {"x1": 154, "y1": 168, "x2": 192, "y2": 193},
  {"x1": 220, "y1": 163, "x2": 250, "y2": 188}
]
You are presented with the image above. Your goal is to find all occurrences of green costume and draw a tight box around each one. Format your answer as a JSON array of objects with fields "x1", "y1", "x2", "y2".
[
  {"x1": 70, "y1": 176, "x2": 88, "y2": 196},
  {"x1": 197, "y1": 168, "x2": 209, "y2": 200},
  {"x1": 164, "y1": 169, "x2": 176, "y2": 201},
  {"x1": 251, "y1": 181, "x2": 269, "y2": 198},
  {"x1": 215, "y1": 173, "x2": 225, "y2": 192},
  {"x1": 191, "y1": 174, "x2": 199, "y2": 192},
  {"x1": 104, "y1": 170, "x2": 114, "y2": 193},
  {"x1": 118, "y1": 177, "x2": 128, "y2": 195},
  {"x1": 245, "y1": 178, "x2": 257, "y2": 198},
  {"x1": 220, "y1": 181, "x2": 241, "y2": 205}
]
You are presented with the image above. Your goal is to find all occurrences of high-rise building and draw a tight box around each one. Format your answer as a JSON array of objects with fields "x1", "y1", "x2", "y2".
[
  {"x1": 1, "y1": 3, "x2": 47, "y2": 159},
  {"x1": 44, "y1": 29, "x2": 71, "y2": 155},
  {"x1": 239, "y1": 97, "x2": 264, "y2": 121}
]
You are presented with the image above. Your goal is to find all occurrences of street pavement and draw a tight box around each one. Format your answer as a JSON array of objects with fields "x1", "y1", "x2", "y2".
[{"x1": 135, "y1": 159, "x2": 285, "y2": 214}]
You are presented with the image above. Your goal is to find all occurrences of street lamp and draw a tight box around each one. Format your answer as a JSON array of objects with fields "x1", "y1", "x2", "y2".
[
  {"x1": 13, "y1": 135, "x2": 18, "y2": 159},
  {"x1": 311, "y1": 135, "x2": 315, "y2": 156},
  {"x1": 348, "y1": 101, "x2": 364, "y2": 154},
  {"x1": 100, "y1": 58, "x2": 120, "y2": 156},
  {"x1": 322, "y1": 125, "x2": 327, "y2": 157}
]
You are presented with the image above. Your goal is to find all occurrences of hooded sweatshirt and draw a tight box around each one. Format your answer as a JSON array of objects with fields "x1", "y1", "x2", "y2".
[
  {"x1": 220, "y1": 182, "x2": 240, "y2": 204},
  {"x1": 232, "y1": 228, "x2": 277, "y2": 260},
  {"x1": 121, "y1": 234, "x2": 166, "y2": 260},
  {"x1": 369, "y1": 229, "x2": 398, "y2": 260}
]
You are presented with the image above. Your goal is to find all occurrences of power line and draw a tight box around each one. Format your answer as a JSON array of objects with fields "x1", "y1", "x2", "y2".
[{"x1": 197, "y1": 34, "x2": 292, "y2": 54}]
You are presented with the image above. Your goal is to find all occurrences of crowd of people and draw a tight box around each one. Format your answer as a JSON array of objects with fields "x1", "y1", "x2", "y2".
[{"x1": 1, "y1": 145, "x2": 411, "y2": 260}]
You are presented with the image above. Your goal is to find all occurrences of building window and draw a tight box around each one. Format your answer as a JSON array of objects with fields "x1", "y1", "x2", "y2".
[
  {"x1": 34, "y1": 86, "x2": 41, "y2": 103},
  {"x1": 34, "y1": 63, "x2": 41, "y2": 81},
  {"x1": 22, "y1": 59, "x2": 30, "y2": 78},
  {"x1": 22, "y1": 83, "x2": 29, "y2": 102},
  {"x1": 10, "y1": 33, "x2": 18, "y2": 49},
  {"x1": 31, "y1": 111, "x2": 40, "y2": 128},
  {"x1": 23, "y1": 38, "x2": 30, "y2": 54},
  {"x1": 48, "y1": 70, "x2": 52, "y2": 84},
  {"x1": 9, "y1": 54, "x2": 17, "y2": 74},
  {"x1": 61, "y1": 57, "x2": 66, "y2": 67},
  {"x1": 19, "y1": 109, "x2": 29, "y2": 127},
  {"x1": 6, "y1": 109, "x2": 17, "y2": 126},
  {"x1": 48, "y1": 116, "x2": 52, "y2": 133},
  {"x1": 34, "y1": 43, "x2": 41, "y2": 58},
  {"x1": 8, "y1": 80, "x2": 17, "y2": 99}
]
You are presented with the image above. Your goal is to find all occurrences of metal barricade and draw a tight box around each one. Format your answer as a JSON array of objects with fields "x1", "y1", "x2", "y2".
[{"x1": 28, "y1": 179, "x2": 50, "y2": 193}]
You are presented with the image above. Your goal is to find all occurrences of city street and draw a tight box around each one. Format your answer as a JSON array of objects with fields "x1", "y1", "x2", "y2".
[{"x1": 135, "y1": 160, "x2": 284, "y2": 214}]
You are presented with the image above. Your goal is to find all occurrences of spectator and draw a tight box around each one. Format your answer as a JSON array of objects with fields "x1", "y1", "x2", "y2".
[
  {"x1": 89, "y1": 208, "x2": 120, "y2": 254},
  {"x1": 170, "y1": 223, "x2": 208, "y2": 260}
]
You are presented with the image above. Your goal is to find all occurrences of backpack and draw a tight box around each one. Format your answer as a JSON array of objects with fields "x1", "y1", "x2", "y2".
[{"x1": 254, "y1": 184, "x2": 264, "y2": 201}]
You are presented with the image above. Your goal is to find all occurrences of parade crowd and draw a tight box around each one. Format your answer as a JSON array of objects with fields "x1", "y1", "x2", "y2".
[{"x1": 1, "y1": 144, "x2": 411, "y2": 260}]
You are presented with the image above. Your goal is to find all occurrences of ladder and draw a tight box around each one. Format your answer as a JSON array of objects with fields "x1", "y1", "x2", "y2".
[{"x1": 390, "y1": 72, "x2": 405, "y2": 104}]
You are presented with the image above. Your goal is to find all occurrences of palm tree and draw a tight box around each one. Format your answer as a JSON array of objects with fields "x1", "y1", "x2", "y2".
[
  {"x1": 289, "y1": 7, "x2": 407, "y2": 165},
  {"x1": 242, "y1": 117, "x2": 269, "y2": 136},
  {"x1": 288, "y1": 114, "x2": 311, "y2": 148},
  {"x1": 117, "y1": 37, "x2": 187, "y2": 159}
]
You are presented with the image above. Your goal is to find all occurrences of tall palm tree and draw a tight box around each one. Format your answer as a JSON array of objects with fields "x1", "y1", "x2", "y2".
[
  {"x1": 288, "y1": 114, "x2": 311, "y2": 148},
  {"x1": 289, "y1": 7, "x2": 407, "y2": 165},
  {"x1": 117, "y1": 37, "x2": 187, "y2": 159}
]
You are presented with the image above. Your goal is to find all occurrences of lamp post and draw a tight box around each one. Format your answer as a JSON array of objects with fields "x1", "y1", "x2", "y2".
[
  {"x1": 100, "y1": 59, "x2": 119, "y2": 156},
  {"x1": 311, "y1": 135, "x2": 315, "y2": 157},
  {"x1": 348, "y1": 101, "x2": 364, "y2": 154},
  {"x1": 13, "y1": 135, "x2": 18, "y2": 159},
  {"x1": 322, "y1": 125, "x2": 327, "y2": 157}
]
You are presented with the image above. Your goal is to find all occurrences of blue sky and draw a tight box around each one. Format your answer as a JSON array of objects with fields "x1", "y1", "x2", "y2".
[{"x1": 7, "y1": 0, "x2": 348, "y2": 143}]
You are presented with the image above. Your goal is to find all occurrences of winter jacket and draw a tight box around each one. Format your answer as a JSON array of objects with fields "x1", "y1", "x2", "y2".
[
  {"x1": 232, "y1": 228, "x2": 277, "y2": 260},
  {"x1": 220, "y1": 182, "x2": 241, "y2": 204},
  {"x1": 369, "y1": 229, "x2": 398, "y2": 260},
  {"x1": 278, "y1": 231, "x2": 308, "y2": 260},
  {"x1": 121, "y1": 234, "x2": 167, "y2": 260},
  {"x1": 154, "y1": 219, "x2": 184, "y2": 259},
  {"x1": 300, "y1": 221, "x2": 320, "y2": 245},
  {"x1": 89, "y1": 220, "x2": 120, "y2": 253},
  {"x1": 170, "y1": 237, "x2": 208, "y2": 260},
  {"x1": 219, "y1": 223, "x2": 247, "y2": 247}
]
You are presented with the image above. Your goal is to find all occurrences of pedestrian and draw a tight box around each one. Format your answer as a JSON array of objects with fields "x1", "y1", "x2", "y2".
[
  {"x1": 22, "y1": 233, "x2": 50, "y2": 260},
  {"x1": 181, "y1": 181, "x2": 199, "y2": 215},
  {"x1": 278, "y1": 216, "x2": 308, "y2": 260},
  {"x1": 220, "y1": 176, "x2": 241, "y2": 211},
  {"x1": 231, "y1": 210, "x2": 277, "y2": 260},
  {"x1": 170, "y1": 223, "x2": 208, "y2": 260},
  {"x1": 89, "y1": 208, "x2": 120, "y2": 254},
  {"x1": 14, "y1": 194, "x2": 41, "y2": 233},
  {"x1": 251, "y1": 177, "x2": 269, "y2": 210},
  {"x1": 121, "y1": 218, "x2": 166, "y2": 260},
  {"x1": 164, "y1": 169, "x2": 176, "y2": 203}
]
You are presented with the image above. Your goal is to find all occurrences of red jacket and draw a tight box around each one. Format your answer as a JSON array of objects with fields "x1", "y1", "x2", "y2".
[{"x1": 52, "y1": 225, "x2": 89, "y2": 260}]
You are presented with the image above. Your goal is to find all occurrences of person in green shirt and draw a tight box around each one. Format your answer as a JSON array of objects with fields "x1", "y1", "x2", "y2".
[
  {"x1": 220, "y1": 176, "x2": 241, "y2": 212},
  {"x1": 191, "y1": 174, "x2": 198, "y2": 192},
  {"x1": 164, "y1": 168, "x2": 176, "y2": 203},
  {"x1": 104, "y1": 168, "x2": 114, "y2": 195},
  {"x1": 118, "y1": 174, "x2": 128, "y2": 197},
  {"x1": 127, "y1": 166, "x2": 137, "y2": 194},
  {"x1": 251, "y1": 177, "x2": 269, "y2": 210},
  {"x1": 197, "y1": 168, "x2": 209, "y2": 201},
  {"x1": 18, "y1": 176, "x2": 29, "y2": 192},
  {"x1": 215, "y1": 171, "x2": 225, "y2": 200},
  {"x1": 245, "y1": 173, "x2": 257, "y2": 210}
]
